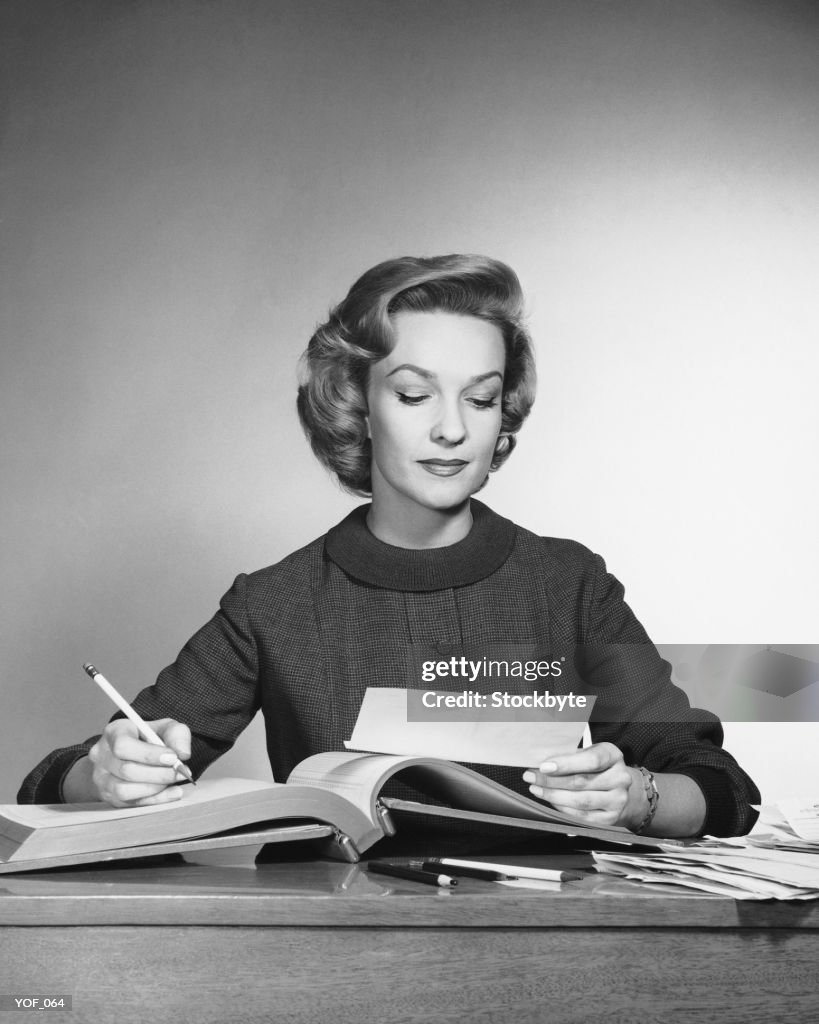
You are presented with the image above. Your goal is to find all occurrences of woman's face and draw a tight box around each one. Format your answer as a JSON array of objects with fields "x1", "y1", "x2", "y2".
[{"x1": 366, "y1": 311, "x2": 505, "y2": 519}]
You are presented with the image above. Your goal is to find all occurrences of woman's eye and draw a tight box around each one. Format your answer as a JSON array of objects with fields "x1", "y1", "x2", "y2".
[
  {"x1": 468, "y1": 396, "x2": 499, "y2": 410},
  {"x1": 396, "y1": 392, "x2": 429, "y2": 406}
]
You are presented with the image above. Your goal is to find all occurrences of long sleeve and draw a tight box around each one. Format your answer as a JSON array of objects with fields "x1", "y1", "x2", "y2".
[
  {"x1": 17, "y1": 574, "x2": 261, "y2": 804},
  {"x1": 579, "y1": 553, "x2": 760, "y2": 837}
]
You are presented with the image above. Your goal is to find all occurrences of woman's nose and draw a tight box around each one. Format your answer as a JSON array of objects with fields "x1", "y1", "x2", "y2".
[{"x1": 432, "y1": 400, "x2": 466, "y2": 445}]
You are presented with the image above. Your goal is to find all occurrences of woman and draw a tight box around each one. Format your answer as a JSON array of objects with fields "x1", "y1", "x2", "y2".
[{"x1": 18, "y1": 254, "x2": 760, "y2": 837}]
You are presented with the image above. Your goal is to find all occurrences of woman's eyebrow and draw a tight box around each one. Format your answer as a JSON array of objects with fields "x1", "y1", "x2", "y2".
[
  {"x1": 385, "y1": 363, "x2": 435, "y2": 380},
  {"x1": 385, "y1": 365, "x2": 502, "y2": 386},
  {"x1": 465, "y1": 371, "x2": 503, "y2": 386}
]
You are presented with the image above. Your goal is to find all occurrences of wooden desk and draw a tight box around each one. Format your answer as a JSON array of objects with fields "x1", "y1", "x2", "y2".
[{"x1": 1, "y1": 846, "x2": 817, "y2": 1024}]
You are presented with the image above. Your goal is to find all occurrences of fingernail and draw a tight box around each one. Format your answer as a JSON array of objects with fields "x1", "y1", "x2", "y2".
[
  {"x1": 539, "y1": 762, "x2": 557, "y2": 773},
  {"x1": 522, "y1": 771, "x2": 534, "y2": 783},
  {"x1": 159, "y1": 752, "x2": 177, "y2": 765}
]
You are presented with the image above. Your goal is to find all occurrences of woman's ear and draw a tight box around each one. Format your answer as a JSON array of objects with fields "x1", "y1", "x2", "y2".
[{"x1": 363, "y1": 395, "x2": 371, "y2": 439}]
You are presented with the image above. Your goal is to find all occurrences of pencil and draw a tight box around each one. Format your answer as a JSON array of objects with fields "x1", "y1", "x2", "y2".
[
  {"x1": 82, "y1": 663, "x2": 195, "y2": 785},
  {"x1": 424, "y1": 857, "x2": 582, "y2": 882}
]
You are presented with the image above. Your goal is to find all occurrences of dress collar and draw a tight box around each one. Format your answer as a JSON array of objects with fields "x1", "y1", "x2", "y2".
[{"x1": 324, "y1": 499, "x2": 516, "y2": 591}]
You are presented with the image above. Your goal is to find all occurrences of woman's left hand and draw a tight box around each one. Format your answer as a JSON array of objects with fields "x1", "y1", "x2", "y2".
[{"x1": 523, "y1": 742, "x2": 645, "y2": 829}]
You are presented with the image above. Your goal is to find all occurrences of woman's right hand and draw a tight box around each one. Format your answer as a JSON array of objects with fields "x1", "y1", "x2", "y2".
[{"x1": 64, "y1": 718, "x2": 193, "y2": 806}]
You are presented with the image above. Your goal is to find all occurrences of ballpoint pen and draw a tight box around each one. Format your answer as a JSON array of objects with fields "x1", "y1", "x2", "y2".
[
  {"x1": 367, "y1": 861, "x2": 458, "y2": 888},
  {"x1": 415, "y1": 860, "x2": 512, "y2": 882}
]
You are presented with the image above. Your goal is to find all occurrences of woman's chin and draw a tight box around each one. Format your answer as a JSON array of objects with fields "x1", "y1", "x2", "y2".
[
  {"x1": 414, "y1": 487, "x2": 477, "y2": 516},
  {"x1": 371, "y1": 468, "x2": 490, "y2": 521}
]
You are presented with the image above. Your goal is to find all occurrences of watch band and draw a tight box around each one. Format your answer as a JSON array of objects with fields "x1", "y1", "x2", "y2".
[{"x1": 635, "y1": 766, "x2": 660, "y2": 834}]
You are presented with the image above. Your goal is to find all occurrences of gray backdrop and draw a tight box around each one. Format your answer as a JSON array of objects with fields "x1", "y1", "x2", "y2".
[{"x1": 2, "y1": 0, "x2": 817, "y2": 801}]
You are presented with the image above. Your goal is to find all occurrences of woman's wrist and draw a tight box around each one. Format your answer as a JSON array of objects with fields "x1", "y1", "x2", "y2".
[
  {"x1": 60, "y1": 755, "x2": 97, "y2": 803},
  {"x1": 623, "y1": 766, "x2": 651, "y2": 830},
  {"x1": 628, "y1": 772, "x2": 708, "y2": 839}
]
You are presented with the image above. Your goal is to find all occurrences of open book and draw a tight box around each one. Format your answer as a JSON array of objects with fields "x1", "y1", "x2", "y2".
[{"x1": 0, "y1": 751, "x2": 672, "y2": 873}]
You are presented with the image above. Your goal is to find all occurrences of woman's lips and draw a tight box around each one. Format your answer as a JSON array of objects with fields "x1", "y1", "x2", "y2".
[{"x1": 417, "y1": 459, "x2": 469, "y2": 477}]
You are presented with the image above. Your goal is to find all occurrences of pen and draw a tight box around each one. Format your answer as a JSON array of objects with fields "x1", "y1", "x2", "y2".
[
  {"x1": 82, "y1": 663, "x2": 196, "y2": 785},
  {"x1": 367, "y1": 861, "x2": 458, "y2": 888},
  {"x1": 423, "y1": 858, "x2": 583, "y2": 882},
  {"x1": 416, "y1": 860, "x2": 511, "y2": 882}
]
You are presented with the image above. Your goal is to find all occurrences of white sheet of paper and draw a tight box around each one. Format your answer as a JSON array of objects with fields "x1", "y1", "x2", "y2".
[
  {"x1": 344, "y1": 687, "x2": 593, "y2": 766},
  {"x1": 777, "y1": 797, "x2": 819, "y2": 843}
]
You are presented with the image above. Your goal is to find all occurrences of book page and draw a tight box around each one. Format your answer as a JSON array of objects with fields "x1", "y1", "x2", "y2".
[
  {"x1": 288, "y1": 752, "x2": 418, "y2": 816},
  {"x1": 290, "y1": 751, "x2": 623, "y2": 831},
  {"x1": 343, "y1": 688, "x2": 592, "y2": 766},
  {"x1": 289, "y1": 750, "x2": 581, "y2": 823},
  {"x1": 0, "y1": 778, "x2": 279, "y2": 830}
]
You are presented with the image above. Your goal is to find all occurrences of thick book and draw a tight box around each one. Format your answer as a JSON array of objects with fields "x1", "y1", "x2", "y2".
[{"x1": 0, "y1": 751, "x2": 676, "y2": 873}]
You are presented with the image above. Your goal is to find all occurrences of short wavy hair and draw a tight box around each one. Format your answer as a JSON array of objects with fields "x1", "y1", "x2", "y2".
[{"x1": 297, "y1": 253, "x2": 536, "y2": 495}]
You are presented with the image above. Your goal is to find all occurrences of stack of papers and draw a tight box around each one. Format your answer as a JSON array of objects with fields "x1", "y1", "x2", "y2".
[
  {"x1": 746, "y1": 798, "x2": 819, "y2": 852},
  {"x1": 592, "y1": 797, "x2": 819, "y2": 900}
]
